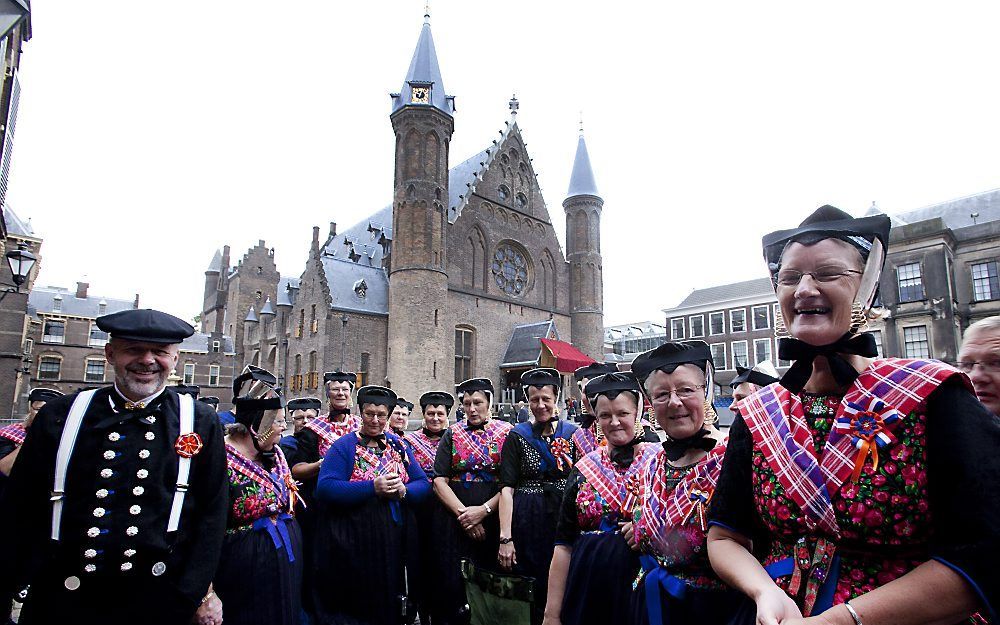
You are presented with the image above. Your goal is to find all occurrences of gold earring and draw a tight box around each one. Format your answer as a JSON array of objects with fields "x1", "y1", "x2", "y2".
[
  {"x1": 774, "y1": 310, "x2": 791, "y2": 339},
  {"x1": 850, "y1": 302, "x2": 868, "y2": 334},
  {"x1": 703, "y1": 400, "x2": 719, "y2": 426}
]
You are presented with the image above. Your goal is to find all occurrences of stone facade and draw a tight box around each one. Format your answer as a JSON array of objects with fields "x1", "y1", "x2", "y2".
[{"x1": 0, "y1": 208, "x2": 40, "y2": 418}]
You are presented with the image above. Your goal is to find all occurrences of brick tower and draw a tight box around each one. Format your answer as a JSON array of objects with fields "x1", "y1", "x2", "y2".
[
  {"x1": 386, "y1": 12, "x2": 456, "y2": 401},
  {"x1": 563, "y1": 130, "x2": 605, "y2": 361}
]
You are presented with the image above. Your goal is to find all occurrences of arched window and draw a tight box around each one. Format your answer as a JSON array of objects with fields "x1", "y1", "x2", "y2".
[
  {"x1": 455, "y1": 326, "x2": 475, "y2": 384},
  {"x1": 308, "y1": 351, "x2": 318, "y2": 389}
]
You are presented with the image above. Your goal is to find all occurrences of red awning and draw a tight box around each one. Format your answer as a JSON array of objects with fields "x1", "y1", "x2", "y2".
[{"x1": 540, "y1": 338, "x2": 594, "y2": 374}]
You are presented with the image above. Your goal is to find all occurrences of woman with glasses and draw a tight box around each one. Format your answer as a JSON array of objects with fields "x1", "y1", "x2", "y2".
[
  {"x1": 708, "y1": 206, "x2": 1000, "y2": 625},
  {"x1": 623, "y1": 341, "x2": 740, "y2": 625},
  {"x1": 431, "y1": 380, "x2": 513, "y2": 624},
  {"x1": 543, "y1": 372, "x2": 658, "y2": 625},
  {"x1": 200, "y1": 366, "x2": 304, "y2": 625},
  {"x1": 498, "y1": 368, "x2": 580, "y2": 625},
  {"x1": 312, "y1": 385, "x2": 430, "y2": 625}
]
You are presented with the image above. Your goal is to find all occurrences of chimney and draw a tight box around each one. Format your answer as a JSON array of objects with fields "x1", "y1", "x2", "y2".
[
  {"x1": 133, "y1": 294, "x2": 140, "y2": 309},
  {"x1": 312, "y1": 226, "x2": 320, "y2": 253},
  {"x1": 330, "y1": 221, "x2": 337, "y2": 238},
  {"x1": 75, "y1": 281, "x2": 89, "y2": 299}
]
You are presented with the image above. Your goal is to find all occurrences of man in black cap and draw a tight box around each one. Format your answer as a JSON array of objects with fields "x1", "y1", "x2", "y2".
[
  {"x1": 0, "y1": 309, "x2": 228, "y2": 625},
  {"x1": 279, "y1": 396, "x2": 321, "y2": 456}
]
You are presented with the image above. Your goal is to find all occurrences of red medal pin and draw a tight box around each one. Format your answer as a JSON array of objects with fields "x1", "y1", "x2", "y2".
[{"x1": 174, "y1": 432, "x2": 203, "y2": 458}]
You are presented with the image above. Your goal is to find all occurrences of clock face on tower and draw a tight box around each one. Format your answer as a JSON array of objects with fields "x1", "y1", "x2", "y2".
[{"x1": 411, "y1": 86, "x2": 429, "y2": 104}]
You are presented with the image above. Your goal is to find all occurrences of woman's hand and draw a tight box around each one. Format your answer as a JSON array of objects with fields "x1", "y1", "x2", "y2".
[
  {"x1": 498, "y1": 541, "x2": 516, "y2": 571},
  {"x1": 542, "y1": 615, "x2": 562, "y2": 625},
  {"x1": 621, "y1": 521, "x2": 638, "y2": 550},
  {"x1": 463, "y1": 523, "x2": 485, "y2": 541},
  {"x1": 754, "y1": 585, "x2": 802, "y2": 625},
  {"x1": 192, "y1": 592, "x2": 222, "y2": 625},
  {"x1": 374, "y1": 473, "x2": 403, "y2": 499},
  {"x1": 457, "y1": 504, "x2": 489, "y2": 529}
]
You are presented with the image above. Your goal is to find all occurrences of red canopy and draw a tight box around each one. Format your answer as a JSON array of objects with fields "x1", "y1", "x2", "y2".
[{"x1": 540, "y1": 338, "x2": 594, "y2": 374}]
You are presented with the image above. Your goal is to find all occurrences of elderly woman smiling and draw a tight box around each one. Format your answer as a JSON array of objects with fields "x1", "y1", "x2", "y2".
[{"x1": 707, "y1": 206, "x2": 1000, "y2": 625}]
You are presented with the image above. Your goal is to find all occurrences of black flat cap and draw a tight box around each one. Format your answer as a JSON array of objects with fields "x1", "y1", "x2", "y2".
[
  {"x1": 762, "y1": 205, "x2": 891, "y2": 272},
  {"x1": 631, "y1": 341, "x2": 712, "y2": 384},
  {"x1": 324, "y1": 371, "x2": 357, "y2": 387},
  {"x1": 456, "y1": 378, "x2": 494, "y2": 397},
  {"x1": 395, "y1": 398, "x2": 414, "y2": 411},
  {"x1": 420, "y1": 391, "x2": 455, "y2": 411},
  {"x1": 287, "y1": 397, "x2": 322, "y2": 412},
  {"x1": 174, "y1": 384, "x2": 200, "y2": 398},
  {"x1": 28, "y1": 388, "x2": 63, "y2": 403},
  {"x1": 730, "y1": 363, "x2": 781, "y2": 389},
  {"x1": 96, "y1": 309, "x2": 195, "y2": 345},
  {"x1": 521, "y1": 367, "x2": 561, "y2": 389},
  {"x1": 574, "y1": 362, "x2": 618, "y2": 382},
  {"x1": 357, "y1": 385, "x2": 397, "y2": 409},
  {"x1": 198, "y1": 396, "x2": 220, "y2": 407},
  {"x1": 584, "y1": 372, "x2": 642, "y2": 403}
]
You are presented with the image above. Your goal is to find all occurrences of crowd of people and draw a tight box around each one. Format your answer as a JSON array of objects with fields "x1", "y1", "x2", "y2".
[{"x1": 1, "y1": 205, "x2": 999, "y2": 625}]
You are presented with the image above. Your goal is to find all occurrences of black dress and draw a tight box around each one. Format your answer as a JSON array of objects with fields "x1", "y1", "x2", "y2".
[
  {"x1": 499, "y1": 419, "x2": 579, "y2": 625},
  {"x1": 213, "y1": 444, "x2": 303, "y2": 625},
  {"x1": 430, "y1": 419, "x2": 513, "y2": 624},
  {"x1": 403, "y1": 428, "x2": 444, "y2": 625}
]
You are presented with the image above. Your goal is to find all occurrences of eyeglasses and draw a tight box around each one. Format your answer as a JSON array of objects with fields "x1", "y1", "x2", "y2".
[
  {"x1": 362, "y1": 410, "x2": 389, "y2": 420},
  {"x1": 651, "y1": 384, "x2": 705, "y2": 404},
  {"x1": 773, "y1": 269, "x2": 863, "y2": 287},
  {"x1": 955, "y1": 360, "x2": 1000, "y2": 374}
]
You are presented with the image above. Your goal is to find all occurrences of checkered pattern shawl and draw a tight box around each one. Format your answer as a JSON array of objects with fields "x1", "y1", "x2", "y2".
[
  {"x1": 741, "y1": 358, "x2": 965, "y2": 536},
  {"x1": 0, "y1": 422, "x2": 25, "y2": 446},
  {"x1": 576, "y1": 442, "x2": 657, "y2": 513},
  {"x1": 404, "y1": 430, "x2": 441, "y2": 475},
  {"x1": 305, "y1": 414, "x2": 363, "y2": 457}
]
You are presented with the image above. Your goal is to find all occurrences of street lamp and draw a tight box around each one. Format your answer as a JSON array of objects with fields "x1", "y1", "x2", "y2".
[
  {"x1": 340, "y1": 314, "x2": 348, "y2": 371},
  {"x1": 0, "y1": 242, "x2": 35, "y2": 302}
]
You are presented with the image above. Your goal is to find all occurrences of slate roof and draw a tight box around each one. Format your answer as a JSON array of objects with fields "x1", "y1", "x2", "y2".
[
  {"x1": 29, "y1": 286, "x2": 135, "y2": 319},
  {"x1": 390, "y1": 17, "x2": 455, "y2": 116},
  {"x1": 567, "y1": 135, "x2": 600, "y2": 197},
  {"x1": 671, "y1": 277, "x2": 775, "y2": 309},
  {"x1": 321, "y1": 257, "x2": 390, "y2": 316},
  {"x1": 500, "y1": 320, "x2": 560, "y2": 367},
  {"x1": 277, "y1": 276, "x2": 299, "y2": 307},
  {"x1": 891, "y1": 188, "x2": 1000, "y2": 230},
  {"x1": 4, "y1": 205, "x2": 34, "y2": 238},
  {"x1": 206, "y1": 249, "x2": 223, "y2": 272},
  {"x1": 179, "y1": 332, "x2": 235, "y2": 354}
]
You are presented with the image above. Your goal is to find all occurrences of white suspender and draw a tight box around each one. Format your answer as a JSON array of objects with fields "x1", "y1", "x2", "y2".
[
  {"x1": 50, "y1": 390, "x2": 195, "y2": 541},
  {"x1": 51, "y1": 389, "x2": 98, "y2": 541},
  {"x1": 167, "y1": 392, "x2": 194, "y2": 533}
]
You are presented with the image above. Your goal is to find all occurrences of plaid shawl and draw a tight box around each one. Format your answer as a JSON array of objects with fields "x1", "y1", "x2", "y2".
[
  {"x1": 0, "y1": 422, "x2": 25, "y2": 446},
  {"x1": 404, "y1": 430, "x2": 442, "y2": 475},
  {"x1": 305, "y1": 414, "x2": 362, "y2": 457},
  {"x1": 740, "y1": 357, "x2": 965, "y2": 536},
  {"x1": 572, "y1": 425, "x2": 599, "y2": 459},
  {"x1": 226, "y1": 444, "x2": 294, "y2": 513},
  {"x1": 352, "y1": 433, "x2": 410, "y2": 483},
  {"x1": 576, "y1": 442, "x2": 657, "y2": 514},
  {"x1": 451, "y1": 418, "x2": 512, "y2": 474}
]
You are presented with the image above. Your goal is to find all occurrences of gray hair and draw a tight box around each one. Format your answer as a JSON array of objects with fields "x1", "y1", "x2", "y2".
[{"x1": 964, "y1": 316, "x2": 1000, "y2": 342}]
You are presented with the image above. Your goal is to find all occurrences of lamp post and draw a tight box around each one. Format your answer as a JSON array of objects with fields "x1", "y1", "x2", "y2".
[
  {"x1": 340, "y1": 314, "x2": 348, "y2": 372},
  {"x1": 0, "y1": 242, "x2": 35, "y2": 302}
]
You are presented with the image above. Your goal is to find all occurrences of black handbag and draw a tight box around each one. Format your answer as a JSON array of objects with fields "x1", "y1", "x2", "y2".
[{"x1": 460, "y1": 559, "x2": 533, "y2": 625}]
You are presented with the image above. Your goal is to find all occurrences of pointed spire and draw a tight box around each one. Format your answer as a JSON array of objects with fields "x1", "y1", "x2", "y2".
[
  {"x1": 567, "y1": 133, "x2": 600, "y2": 198},
  {"x1": 244, "y1": 306, "x2": 258, "y2": 323},
  {"x1": 390, "y1": 11, "x2": 455, "y2": 116},
  {"x1": 259, "y1": 297, "x2": 276, "y2": 316},
  {"x1": 206, "y1": 249, "x2": 223, "y2": 273}
]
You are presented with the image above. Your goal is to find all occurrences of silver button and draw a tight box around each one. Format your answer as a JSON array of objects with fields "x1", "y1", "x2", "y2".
[
  {"x1": 129, "y1": 505, "x2": 141, "y2": 515},
  {"x1": 87, "y1": 527, "x2": 100, "y2": 538},
  {"x1": 138, "y1": 449, "x2": 150, "y2": 459},
  {"x1": 103, "y1": 450, "x2": 115, "y2": 460},
  {"x1": 120, "y1": 562, "x2": 133, "y2": 571},
  {"x1": 151, "y1": 561, "x2": 167, "y2": 577},
  {"x1": 84, "y1": 549, "x2": 97, "y2": 558},
  {"x1": 92, "y1": 508, "x2": 105, "y2": 518},
  {"x1": 126, "y1": 526, "x2": 138, "y2": 536},
  {"x1": 83, "y1": 564, "x2": 96, "y2": 573},
  {"x1": 64, "y1": 576, "x2": 81, "y2": 590},
  {"x1": 124, "y1": 549, "x2": 136, "y2": 557},
  {"x1": 100, "y1": 469, "x2": 113, "y2": 478},
  {"x1": 136, "y1": 469, "x2": 148, "y2": 479},
  {"x1": 145, "y1": 432, "x2": 155, "y2": 441},
  {"x1": 96, "y1": 489, "x2": 109, "y2": 499},
  {"x1": 147, "y1": 416, "x2": 156, "y2": 424},
  {"x1": 132, "y1": 486, "x2": 144, "y2": 496},
  {"x1": 108, "y1": 432, "x2": 120, "y2": 442}
]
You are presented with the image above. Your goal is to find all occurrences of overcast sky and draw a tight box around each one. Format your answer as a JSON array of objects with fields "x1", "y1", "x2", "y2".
[{"x1": 7, "y1": 1, "x2": 1000, "y2": 328}]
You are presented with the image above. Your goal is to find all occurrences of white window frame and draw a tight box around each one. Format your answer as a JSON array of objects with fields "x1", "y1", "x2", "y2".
[
  {"x1": 752, "y1": 305, "x2": 770, "y2": 331},
  {"x1": 209, "y1": 364, "x2": 220, "y2": 386},
  {"x1": 753, "y1": 338, "x2": 773, "y2": 365},
  {"x1": 43, "y1": 318, "x2": 65, "y2": 344},
  {"x1": 183, "y1": 362, "x2": 196, "y2": 385},
  {"x1": 709, "y1": 311, "x2": 726, "y2": 336},
  {"x1": 710, "y1": 342, "x2": 728, "y2": 371},
  {"x1": 85, "y1": 358, "x2": 106, "y2": 383},
  {"x1": 729, "y1": 308, "x2": 746, "y2": 333},
  {"x1": 212, "y1": 340, "x2": 221, "y2": 353},
  {"x1": 670, "y1": 318, "x2": 685, "y2": 340},
  {"x1": 88, "y1": 321, "x2": 109, "y2": 348},
  {"x1": 689, "y1": 315, "x2": 705, "y2": 338},
  {"x1": 971, "y1": 260, "x2": 999, "y2": 302},
  {"x1": 897, "y1": 262, "x2": 925, "y2": 303},
  {"x1": 38, "y1": 355, "x2": 62, "y2": 381},
  {"x1": 902, "y1": 325, "x2": 930, "y2": 359},
  {"x1": 731, "y1": 340, "x2": 749, "y2": 370}
]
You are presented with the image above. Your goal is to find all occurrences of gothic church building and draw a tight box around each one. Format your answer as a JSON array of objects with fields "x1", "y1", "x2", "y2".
[{"x1": 203, "y1": 16, "x2": 606, "y2": 405}]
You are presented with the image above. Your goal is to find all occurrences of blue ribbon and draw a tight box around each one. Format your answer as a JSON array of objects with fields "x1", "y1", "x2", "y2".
[
  {"x1": 764, "y1": 554, "x2": 841, "y2": 615},
  {"x1": 253, "y1": 513, "x2": 296, "y2": 563},
  {"x1": 389, "y1": 500, "x2": 401, "y2": 525},
  {"x1": 640, "y1": 555, "x2": 688, "y2": 625}
]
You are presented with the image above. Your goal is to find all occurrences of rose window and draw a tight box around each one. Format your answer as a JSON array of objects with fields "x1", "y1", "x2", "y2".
[{"x1": 492, "y1": 244, "x2": 529, "y2": 296}]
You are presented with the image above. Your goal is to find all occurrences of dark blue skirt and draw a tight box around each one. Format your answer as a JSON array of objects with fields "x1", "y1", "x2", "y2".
[{"x1": 561, "y1": 531, "x2": 641, "y2": 625}]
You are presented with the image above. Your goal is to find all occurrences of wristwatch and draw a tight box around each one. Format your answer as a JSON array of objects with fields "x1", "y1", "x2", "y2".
[
  {"x1": 483, "y1": 502, "x2": 493, "y2": 514},
  {"x1": 499, "y1": 536, "x2": 513, "y2": 544}
]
